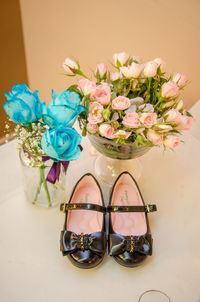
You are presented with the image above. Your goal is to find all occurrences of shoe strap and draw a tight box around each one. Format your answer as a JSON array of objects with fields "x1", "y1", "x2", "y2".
[
  {"x1": 60, "y1": 203, "x2": 106, "y2": 213},
  {"x1": 107, "y1": 204, "x2": 157, "y2": 213}
]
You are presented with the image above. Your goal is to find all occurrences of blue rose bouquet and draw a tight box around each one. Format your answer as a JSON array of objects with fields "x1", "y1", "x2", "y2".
[{"x1": 3, "y1": 83, "x2": 85, "y2": 207}]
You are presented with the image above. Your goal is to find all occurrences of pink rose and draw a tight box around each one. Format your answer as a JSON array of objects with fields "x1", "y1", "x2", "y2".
[
  {"x1": 161, "y1": 81, "x2": 179, "y2": 98},
  {"x1": 112, "y1": 96, "x2": 131, "y2": 110},
  {"x1": 176, "y1": 114, "x2": 193, "y2": 131},
  {"x1": 139, "y1": 113, "x2": 157, "y2": 128},
  {"x1": 147, "y1": 129, "x2": 163, "y2": 145},
  {"x1": 113, "y1": 130, "x2": 131, "y2": 139},
  {"x1": 95, "y1": 63, "x2": 107, "y2": 79},
  {"x1": 88, "y1": 102, "x2": 103, "y2": 124},
  {"x1": 87, "y1": 123, "x2": 98, "y2": 134},
  {"x1": 173, "y1": 73, "x2": 187, "y2": 87},
  {"x1": 88, "y1": 112, "x2": 103, "y2": 124},
  {"x1": 165, "y1": 109, "x2": 181, "y2": 124},
  {"x1": 99, "y1": 124, "x2": 114, "y2": 139},
  {"x1": 78, "y1": 79, "x2": 96, "y2": 96},
  {"x1": 176, "y1": 99, "x2": 184, "y2": 111},
  {"x1": 89, "y1": 101, "x2": 104, "y2": 113},
  {"x1": 143, "y1": 61, "x2": 158, "y2": 77},
  {"x1": 122, "y1": 112, "x2": 140, "y2": 128},
  {"x1": 92, "y1": 85, "x2": 111, "y2": 105},
  {"x1": 164, "y1": 135, "x2": 180, "y2": 149}
]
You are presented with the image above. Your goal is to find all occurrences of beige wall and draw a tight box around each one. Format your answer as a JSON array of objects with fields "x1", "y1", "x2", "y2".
[
  {"x1": 20, "y1": 0, "x2": 200, "y2": 109},
  {"x1": 0, "y1": 0, "x2": 28, "y2": 140}
]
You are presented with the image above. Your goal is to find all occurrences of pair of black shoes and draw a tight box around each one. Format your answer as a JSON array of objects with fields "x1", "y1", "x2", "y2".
[{"x1": 60, "y1": 171, "x2": 157, "y2": 269}]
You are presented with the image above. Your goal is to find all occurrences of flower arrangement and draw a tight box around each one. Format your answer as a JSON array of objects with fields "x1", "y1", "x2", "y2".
[
  {"x1": 63, "y1": 52, "x2": 193, "y2": 150},
  {"x1": 3, "y1": 84, "x2": 85, "y2": 206}
]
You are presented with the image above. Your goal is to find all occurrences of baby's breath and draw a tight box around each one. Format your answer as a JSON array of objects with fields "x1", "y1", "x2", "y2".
[{"x1": 16, "y1": 123, "x2": 46, "y2": 167}]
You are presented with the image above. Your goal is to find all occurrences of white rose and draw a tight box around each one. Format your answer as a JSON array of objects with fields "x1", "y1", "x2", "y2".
[
  {"x1": 120, "y1": 63, "x2": 143, "y2": 78},
  {"x1": 132, "y1": 56, "x2": 142, "y2": 63},
  {"x1": 130, "y1": 97, "x2": 145, "y2": 106},
  {"x1": 139, "y1": 103, "x2": 154, "y2": 112},
  {"x1": 155, "y1": 124, "x2": 173, "y2": 133},
  {"x1": 110, "y1": 71, "x2": 121, "y2": 81},
  {"x1": 143, "y1": 61, "x2": 158, "y2": 77},
  {"x1": 113, "y1": 52, "x2": 129, "y2": 67},
  {"x1": 154, "y1": 58, "x2": 166, "y2": 72}
]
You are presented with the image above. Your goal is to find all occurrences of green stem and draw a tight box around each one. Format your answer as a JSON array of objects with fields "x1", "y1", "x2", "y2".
[
  {"x1": 41, "y1": 166, "x2": 52, "y2": 207},
  {"x1": 33, "y1": 167, "x2": 44, "y2": 204},
  {"x1": 76, "y1": 70, "x2": 88, "y2": 79},
  {"x1": 154, "y1": 97, "x2": 164, "y2": 109},
  {"x1": 148, "y1": 78, "x2": 152, "y2": 92},
  {"x1": 124, "y1": 80, "x2": 132, "y2": 97}
]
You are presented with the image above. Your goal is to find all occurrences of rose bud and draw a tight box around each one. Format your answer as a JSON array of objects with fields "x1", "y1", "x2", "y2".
[
  {"x1": 143, "y1": 61, "x2": 158, "y2": 77},
  {"x1": 95, "y1": 63, "x2": 107, "y2": 79},
  {"x1": 62, "y1": 57, "x2": 79, "y2": 75},
  {"x1": 172, "y1": 73, "x2": 187, "y2": 87},
  {"x1": 154, "y1": 58, "x2": 166, "y2": 72},
  {"x1": 161, "y1": 81, "x2": 179, "y2": 98},
  {"x1": 113, "y1": 52, "x2": 129, "y2": 67},
  {"x1": 164, "y1": 135, "x2": 180, "y2": 149}
]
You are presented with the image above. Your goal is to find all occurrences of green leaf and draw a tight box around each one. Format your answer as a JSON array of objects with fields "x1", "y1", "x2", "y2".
[
  {"x1": 102, "y1": 108, "x2": 111, "y2": 121},
  {"x1": 116, "y1": 59, "x2": 122, "y2": 68},
  {"x1": 134, "y1": 135, "x2": 144, "y2": 147},
  {"x1": 186, "y1": 111, "x2": 193, "y2": 117},
  {"x1": 63, "y1": 73, "x2": 76, "y2": 77},
  {"x1": 67, "y1": 84, "x2": 80, "y2": 94},
  {"x1": 112, "y1": 79, "x2": 120, "y2": 87},
  {"x1": 169, "y1": 129, "x2": 180, "y2": 134}
]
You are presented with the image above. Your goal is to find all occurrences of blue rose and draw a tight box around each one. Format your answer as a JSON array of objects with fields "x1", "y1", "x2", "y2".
[
  {"x1": 41, "y1": 126, "x2": 82, "y2": 161},
  {"x1": 3, "y1": 84, "x2": 42, "y2": 124},
  {"x1": 42, "y1": 89, "x2": 85, "y2": 128}
]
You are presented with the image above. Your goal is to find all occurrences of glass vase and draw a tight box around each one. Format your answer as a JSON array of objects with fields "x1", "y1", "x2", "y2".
[
  {"x1": 19, "y1": 151, "x2": 67, "y2": 208},
  {"x1": 138, "y1": 289, "x2": 171, "y2": 301},
  {"x1": 88, "y1": 133, "x2": 151, "y2": 185}
]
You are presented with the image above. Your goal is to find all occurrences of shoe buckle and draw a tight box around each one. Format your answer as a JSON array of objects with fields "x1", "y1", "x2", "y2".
[
  {"x1": 146, "y1": 205, "x2": 150, "y2": 213},
  {"x1": 130, "y1": 235, "x2": 134, "y2": 253},
  {"x1": 62, "y1": 203, "x2": 67, "y2": 212}
]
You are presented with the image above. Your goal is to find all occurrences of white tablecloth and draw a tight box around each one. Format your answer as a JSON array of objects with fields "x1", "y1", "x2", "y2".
[{"x1": 1, "y1": 102, "x2": 200, "y2": 302}]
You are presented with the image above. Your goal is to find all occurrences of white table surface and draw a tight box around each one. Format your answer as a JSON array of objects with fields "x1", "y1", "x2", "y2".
[{"x1": 1, "y1": 102, "x2": 200, "y2": 302}]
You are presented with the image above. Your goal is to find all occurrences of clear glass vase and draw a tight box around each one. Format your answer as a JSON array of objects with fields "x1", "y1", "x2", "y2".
[
  {"x1": 88, "y1": 133, "x2": 151, "y2": 185},
  {"x1": 19, "y1": 151, "x2": 67, "y2": 208},
  {"x1": 138, "y1": 290, "x2": 171, "y2": 301}
]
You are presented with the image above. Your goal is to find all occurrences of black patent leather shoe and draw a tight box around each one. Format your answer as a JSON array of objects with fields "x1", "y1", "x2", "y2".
[
  {"x1": 108, "y1": 171, "x2": 157, "y2": 268},
  {"x1": 60, "y1": 173, "x2": 106, "y2": 269}
]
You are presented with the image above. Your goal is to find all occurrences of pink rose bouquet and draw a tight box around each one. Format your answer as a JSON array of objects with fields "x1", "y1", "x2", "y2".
[{"x1": 63, "y1": 53, "x2": 193, "y2": 150}]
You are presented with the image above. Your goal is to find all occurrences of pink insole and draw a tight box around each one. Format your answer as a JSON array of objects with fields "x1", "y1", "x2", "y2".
[
  {"x1": 67, "y1": 176, "x2": 103, "y2": 234},
  {"x1": 111, "y1": 175, "x2": 147, "y2": 236}
]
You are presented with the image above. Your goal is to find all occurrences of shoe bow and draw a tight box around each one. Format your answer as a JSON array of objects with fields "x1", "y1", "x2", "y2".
[
  {"x1": 109, "y1": 233, "x2": 152, "y2": 256},
  {"x1": 61, "y1": 231, "x2": 106, "y2": 256}
]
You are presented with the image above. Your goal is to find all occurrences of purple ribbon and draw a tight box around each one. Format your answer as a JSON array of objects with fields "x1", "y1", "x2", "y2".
[
  {"x1": 42, "y1": 145, "x2": 83, "y2": 184},
  {"x1": 43, "y1": 158, "x2": 70, "y2": 184}
]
